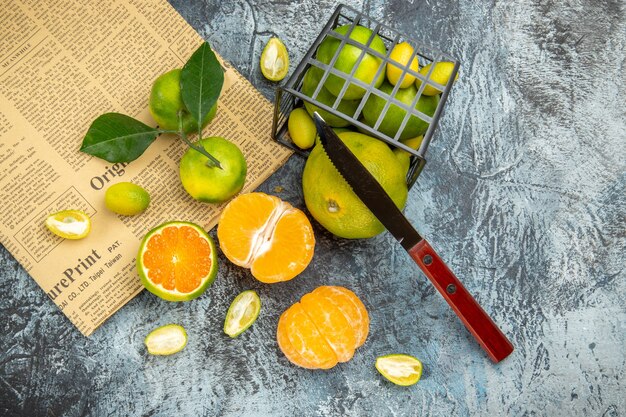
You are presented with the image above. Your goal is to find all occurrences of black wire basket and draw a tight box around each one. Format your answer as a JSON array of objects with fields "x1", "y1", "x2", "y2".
[{"x1": 271, "y1": 4, "x2": 459, "y2": 188}]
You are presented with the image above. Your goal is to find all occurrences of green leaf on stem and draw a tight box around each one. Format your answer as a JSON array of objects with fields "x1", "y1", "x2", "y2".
[
  {"x1": 180, "y1": 42, "x2": 224, "y2": 134},
  {"x1": 80, "y1": 113, "x2": 159, "y2": 162}
]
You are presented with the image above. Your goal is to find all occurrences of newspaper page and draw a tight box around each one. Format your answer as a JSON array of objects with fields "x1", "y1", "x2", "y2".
[{"x1": 0, "y1": 0, "x2": 292, "y2": 336}]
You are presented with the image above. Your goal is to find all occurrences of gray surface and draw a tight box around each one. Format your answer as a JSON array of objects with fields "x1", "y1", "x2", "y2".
[{"x1": 1, "y1": 0, "x2": 625, "y2": 416}]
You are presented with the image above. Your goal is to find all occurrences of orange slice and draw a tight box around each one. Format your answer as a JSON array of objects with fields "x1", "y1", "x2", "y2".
[
  {"x1": 217, "y1": 192, "x2": 315, "y2": 283},
  {"x1": 137, "y1": 221, "x2": 217, "y2": 301}
]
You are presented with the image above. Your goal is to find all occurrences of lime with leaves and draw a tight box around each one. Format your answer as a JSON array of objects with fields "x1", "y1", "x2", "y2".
[
  {"x1": 149, "y1": 68, "x2": 217, "y2": 134},
  {"x1": 179, "y1": 137, "x2": 247, "y2": 203}
]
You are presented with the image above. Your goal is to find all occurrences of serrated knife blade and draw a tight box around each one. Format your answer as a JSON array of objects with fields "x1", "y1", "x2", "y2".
[{"x1": 313, "y1": 112, "x2": 514, "y2": 363}]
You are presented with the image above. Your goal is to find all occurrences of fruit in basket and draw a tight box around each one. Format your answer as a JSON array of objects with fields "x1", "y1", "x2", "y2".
[
  {"x1": 393, "y1": 135, "x2": 424, "y2": 174},
  {"x1": 316, "y1": 24, "x2": 386, "y2": 100},
  {"x1": 301, "y1": 67, "x2": 360, "y2": 127},
  {"x1": 277, "y1": 286, "x2": 369, "y2": 369},
  {"x1": 302, "y1": 131, "x2": 408, "y2": 239},
  {"x1": 416, "y1": 61, "x2": 458, "y2": 96},
  {"x1": 149, "y1": 69, "x2": 217, "y2": 133},
  {"x1": 261, "y1": 38, "x2": 289, "y2": 81},
  {"x1": 362, "y1": 82, "x2": 439, "y2": 140},
  {"x1": 217, "y1": 192, "x2": 315, "y2": 283},
  {"x1": 179, "y1": 137, "x2": 247, "y2": 203},
  {"x1": 104, "y1": 182, "x2": 150, "y2": 215},
  {"x1": 137, "y1": 221, "x2": 218, "y2": 302},
  {"x1": 288, "y1": 108, "x2": 317, "y2": 149},
  {"x1": 386, "y1": 42, "x2": 419, "y2": 88}
]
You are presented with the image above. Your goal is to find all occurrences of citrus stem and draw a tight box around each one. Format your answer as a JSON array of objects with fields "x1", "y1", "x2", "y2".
[{"x1": 177, "y1": 112, "x2": 222, "y2": 169}]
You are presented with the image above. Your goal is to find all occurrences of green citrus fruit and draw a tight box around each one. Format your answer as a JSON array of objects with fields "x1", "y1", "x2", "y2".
[
  {"x1": 137, "y1": 221, "x2": 218, "y2": 302},
  {"x1": 260, "y1": 38, "x2": 289, "y2": 81},
  {"x1": 416, "y1": 61, "x2": 458, "y2": 96},
  {"x1": 149, "y1": 68, "x2": 218, "y2": 133},
  {"x1": 104, "y1": 182, "x2": 150, "y2": 216},
  {"x1": 288, "y1": 108, "x2": 316, "y2": 149},
  {"x1": 45, "y1": 210, "x2": 91, "y2": 240},
  {"x1": 316, "y1": 25, "x2": 387, "y2": 100},
  {"x1": 302, "y1": 131, "x2": 408, "y2": 239},
  {"x1": 224, "y1": 290, "x2": 261, "y2": 338},
  {"x1": 375, "y1": 354, "x2": 423, "y2": 386},
  {"x1": 145, "y1": 324, "x2": 188, "y2": 355},
  {"x1": 393, "y1": 135, "x2": 424, "y2": 174},
  {"x1": 362, "y1": 82, "x2": 439, "y2": 140},
  {"x1": 179, "y1": 137, "x2": 247, "y2": 203},
  {"x1": 301, "y1": 67, "x2": 360, "y2": 127},
  {"x1": 387, "y1": 42, "x2": 419, "y2": 88}
]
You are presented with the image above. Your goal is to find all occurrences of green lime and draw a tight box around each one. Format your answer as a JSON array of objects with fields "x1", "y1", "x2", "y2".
[
  {"x1": 145, "y1": 324, "x2": 188, "y2": 355},
  {"x1": 362, "y1": 81, "x2": 439, "y2": 140},
  {"x1": 301, "y1": 67, "x2": 360, "y2": 127},
  {"x1": 104, "y1": 182, "x2": 150, "y2": 216},
  {"x1": 179, "y1": 137, "x2": 247, "y2": 203},
  {"x1": 316, "y1": 25, "x2": 387, "y2": 100},
  {"x1": 302, "y1": 131, "x2": 408, "y2": 239},
  {"x1": 375, "y1": 354, "x2": 423, "y2": 386},
  {"x1": 288, "y1": 108, "x2": 316, "y2": 149},
  {"x1": 416, "y1": 62, "x2": 458, "y2": 96},
  {"x1": 45, "y1": 210, "x2": 91, "y2": 240},
  {"x1": 260, "y1": 38, "x2": 289, "y2": 81},
  {"x1": 149, "y1": 68, "x2": 217, "y2": 133},
  {"x1": 224, "y1": 290, "x2": 261, "y2": 338}
]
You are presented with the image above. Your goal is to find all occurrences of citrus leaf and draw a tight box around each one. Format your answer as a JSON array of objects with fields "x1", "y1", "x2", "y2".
[
  {"x1": 180, "y1": 42, "x2": 224, "y2": 132},
  {"x1": 80, "y1": 113, "x2": 159, "y2": 162}
]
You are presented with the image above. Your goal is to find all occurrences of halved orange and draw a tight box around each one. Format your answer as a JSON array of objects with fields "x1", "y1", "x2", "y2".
[
  {"x1": 217, "y1": 192, "x2": 315, "y2": 283},
  {"x1": 137, "y1": 221, "x2": 217, "y2": 301},
  {"x1": 277, "y1": 286, "x2": 369, "y2": 369}
]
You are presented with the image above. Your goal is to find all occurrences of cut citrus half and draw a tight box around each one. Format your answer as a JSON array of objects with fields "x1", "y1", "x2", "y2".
[
  {"x1": 45, "y1": 210, "x2": 91, "y2": 239},
  {"x1": 217, "y1": 193, "x2": 315, "y2": 283},
  {"x1": 224, "y1": 290, "x2": 261, "y2": 338},
  {"x1": 145, "y1": 324, "x2": 187, "y2": 355},
  {"x1": 375, "y1": 354, "x2": 423, "y2": 386},
  {"x1": 137, "y1": 221, "x2": 217, "y2": 301},
  {"x1": 260, "y1": 38, "x2": 289, "y2": 81}
]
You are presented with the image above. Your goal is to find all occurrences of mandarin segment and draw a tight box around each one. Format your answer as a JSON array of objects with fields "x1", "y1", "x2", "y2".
[
  {"x1": 317, "y1": 286, "x2": 370, "y2": 347},
  {"x1": 300, "y1": 291, "x2": 357, "y2": 362},
  {"x1": 218, "y1": 192, "x2": 315, "y2": 283},
  {"x1": 283, "y1": 303, "x2": 338, "y2": 369},
  {"x1": 276, "y1": 286, "x2": 369, "y2": 369},
  {"x1": 277, "y1": 308, "x2": 315, "y2": 369}
]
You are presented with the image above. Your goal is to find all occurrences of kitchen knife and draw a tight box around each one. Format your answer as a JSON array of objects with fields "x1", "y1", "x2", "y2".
[{"x1": 313, "y1": 113, "x2": 514, "y2": 363}]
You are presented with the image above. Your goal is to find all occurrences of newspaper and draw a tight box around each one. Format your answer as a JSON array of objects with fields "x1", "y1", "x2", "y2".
[{"x1": 0, "y1": 0, "x2": 292, "y2": 336}]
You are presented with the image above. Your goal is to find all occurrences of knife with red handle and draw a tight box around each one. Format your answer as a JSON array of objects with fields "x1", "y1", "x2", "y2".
[{"x1": 313, "y1": 113, "x2": 514, "y2": 363}]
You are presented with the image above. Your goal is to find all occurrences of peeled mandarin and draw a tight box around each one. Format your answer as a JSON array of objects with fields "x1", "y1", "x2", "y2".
[{"x1": 276, "y1": 285, "x2": 369, "y2": 369}]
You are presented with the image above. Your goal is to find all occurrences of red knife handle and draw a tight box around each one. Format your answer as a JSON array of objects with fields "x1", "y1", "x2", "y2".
[{"x1": 408, "y1": 240, "x2": 514, "y2": 363}]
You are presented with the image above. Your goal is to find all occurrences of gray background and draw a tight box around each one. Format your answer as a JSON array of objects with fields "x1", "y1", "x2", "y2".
[{"x1": 1, "y1": 0, "x2": 625, "y2": 416}]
